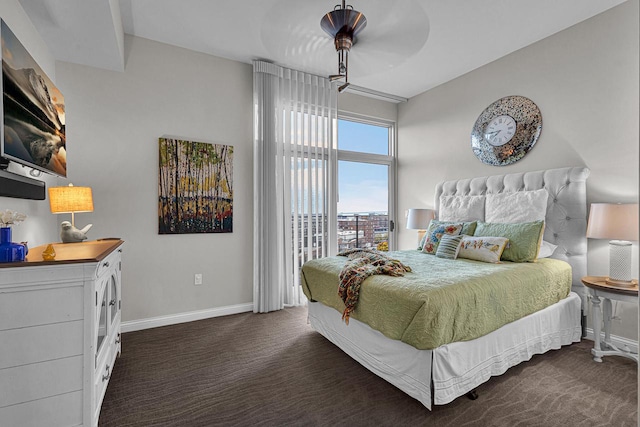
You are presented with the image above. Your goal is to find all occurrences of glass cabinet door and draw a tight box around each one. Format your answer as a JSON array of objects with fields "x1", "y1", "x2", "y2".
[
  {"x1": 97, "y1": 287, "x2": 108, "y2": 355},
  {"x1": 109, "y1": 275, "x2": 118, "y2": 325}
]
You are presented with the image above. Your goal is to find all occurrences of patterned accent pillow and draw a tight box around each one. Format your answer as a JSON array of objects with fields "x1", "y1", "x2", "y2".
[
  {"x1": 458, "y1": 235, "x2": 509, "y2": 263},
  {"x1": 418, "y1": 221, "x2": 476, "y2": 250},
  {"x1": 421, "y1": 221, "x2": 464, "y2": 255},
  {"x1": 435, "y1": 234, "x2": 464, "y2": 259}
]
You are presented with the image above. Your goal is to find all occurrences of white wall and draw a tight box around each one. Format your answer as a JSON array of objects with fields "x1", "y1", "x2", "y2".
[
  {"x1": 0, "y1": 0, "x2": 64, "y2": 246},
  {"x1": 55, "y1": 35, "x2": 253, "y2": 322},
  {"x1": 398, "y1": 0, "x2": 639, "y2": 340}
]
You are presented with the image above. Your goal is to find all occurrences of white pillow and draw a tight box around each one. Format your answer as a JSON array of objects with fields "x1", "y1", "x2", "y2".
[
  {"x1": 485, "y1": 189, "x2": 548, "y2": 223},
  {"x1": 439, "y1": 195, "x2": 485, "y2": 222},
  {"x1": 537, "y1": 240, "x2": 558, "y2": 258},
  {"x1": 458, "y1": 235, "x2": 509, "y2": 263}
]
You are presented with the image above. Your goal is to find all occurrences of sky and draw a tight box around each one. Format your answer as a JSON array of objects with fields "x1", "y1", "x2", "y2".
[{"x1": 337, "y1": 120, "x2": 389, "y2": 214}]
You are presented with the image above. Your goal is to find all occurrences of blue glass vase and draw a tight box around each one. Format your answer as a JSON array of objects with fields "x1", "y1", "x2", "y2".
[{"x1": 0, "y1": 227, "x2": 26, "y2": 263}]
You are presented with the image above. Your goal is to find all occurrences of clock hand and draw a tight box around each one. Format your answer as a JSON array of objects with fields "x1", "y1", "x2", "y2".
[{"x1": 485, "y1": 130, "x2": 501, "y2": 141}]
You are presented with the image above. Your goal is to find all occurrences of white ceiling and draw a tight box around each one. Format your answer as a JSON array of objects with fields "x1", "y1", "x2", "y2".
[{"x1": 19, "y1": 0, "x2": 627, "y2": 99}]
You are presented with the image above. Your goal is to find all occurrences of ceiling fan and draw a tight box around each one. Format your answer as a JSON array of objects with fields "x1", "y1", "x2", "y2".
[
  {"x1": 320, "y1": 1, "x2": 367, "y2": 92},
  {"x1": 259, "y1": 0, "x2": 429, "y2": 93}
]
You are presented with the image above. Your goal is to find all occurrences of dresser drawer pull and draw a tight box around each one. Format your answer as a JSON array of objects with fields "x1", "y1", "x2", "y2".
[
  {"x1": 103, "y1": 261, "x2": 110, "y2": 268},
  {"x1": 102, "y1": 364, "x2": 111, "y2": 382}
]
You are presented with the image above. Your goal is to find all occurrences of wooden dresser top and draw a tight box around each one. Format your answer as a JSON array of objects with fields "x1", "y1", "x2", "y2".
[{"x1": 0, "y1": 239, "x2": 124, "y2": 268}]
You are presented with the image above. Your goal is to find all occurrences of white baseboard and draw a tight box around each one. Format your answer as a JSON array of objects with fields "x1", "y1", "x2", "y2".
[
  {"x1": 121, "y1": 306, "x2": 639, "y2": 353},
  {"x1": 121, "y1": 302, "x2": 254, "y2": 333},
  {"x1": 584, "y1": 327, "x2": 639, "y2": 353}
]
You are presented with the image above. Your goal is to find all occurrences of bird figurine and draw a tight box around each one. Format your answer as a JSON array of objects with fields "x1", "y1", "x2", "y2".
[{"x1": 60, "y1": 221, "x2": 93, "y2": 243}]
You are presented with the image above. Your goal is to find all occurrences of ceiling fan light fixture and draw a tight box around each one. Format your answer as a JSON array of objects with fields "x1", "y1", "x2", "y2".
[
  {"x1": 338, "y1": 82, "x2": 351, "y2": 93},
  {"x1": 321, "y1": 1, "x2": 366, "y2": 89}
]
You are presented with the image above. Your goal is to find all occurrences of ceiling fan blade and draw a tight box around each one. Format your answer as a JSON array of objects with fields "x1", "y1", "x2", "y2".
[{"x1": 354, "y1": 2, "x2": 429, "y2": 58}]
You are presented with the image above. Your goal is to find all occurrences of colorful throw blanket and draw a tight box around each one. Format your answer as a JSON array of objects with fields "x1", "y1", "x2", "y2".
[{"x1": 337, "y1": 249, "x2": 412, "y2": 324}]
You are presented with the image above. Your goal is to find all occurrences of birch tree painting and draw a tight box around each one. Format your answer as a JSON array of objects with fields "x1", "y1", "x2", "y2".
[{"x1": 158, "y1": 137, "x2": 233, "y2": 234}]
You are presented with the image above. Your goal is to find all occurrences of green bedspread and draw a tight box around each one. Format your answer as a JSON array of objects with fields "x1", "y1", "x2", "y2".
[{"x1": 301, "y1": 250, "x2": 572, "y2": 350}]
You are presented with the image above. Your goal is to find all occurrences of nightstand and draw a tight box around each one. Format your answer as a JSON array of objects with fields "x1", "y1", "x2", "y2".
[{"x1": 581, "y1": 276, "x2": 638, "y2": 363}]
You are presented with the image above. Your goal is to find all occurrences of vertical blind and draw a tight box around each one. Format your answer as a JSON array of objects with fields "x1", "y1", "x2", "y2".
[{"x1": 253, "y1": 61, "x2": 338, "y2": 313}]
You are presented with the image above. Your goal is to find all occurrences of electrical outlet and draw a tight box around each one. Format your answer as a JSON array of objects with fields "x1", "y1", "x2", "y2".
[{"x1": 194, "y1": 273, "x2": 203, "y2": 285}]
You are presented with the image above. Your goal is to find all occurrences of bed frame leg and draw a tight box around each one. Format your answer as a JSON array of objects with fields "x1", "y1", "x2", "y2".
[{"x1": 466, "y1": 389, "x2": 479, "y2": 400}]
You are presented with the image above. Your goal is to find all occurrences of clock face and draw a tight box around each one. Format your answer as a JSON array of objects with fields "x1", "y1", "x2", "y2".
[
  {"x1": 484, "y1": 115, "x2": 516, "y2": 146},
  {"x1": 470, "y1": 96, "x2": 542, "y2": 166}
]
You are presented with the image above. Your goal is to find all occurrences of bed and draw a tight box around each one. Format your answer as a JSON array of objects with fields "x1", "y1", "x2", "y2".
[{"x1": 301, "y1": 166, "x2": 590, "y2": 409}]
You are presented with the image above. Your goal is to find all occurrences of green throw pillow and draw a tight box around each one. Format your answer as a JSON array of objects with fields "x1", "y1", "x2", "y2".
[
  {"x1": 461, "y1": 221, "x2": 478, "y2": 236},
  {"x1": 473, "y1": 220, "x2": 544, "y2": 262}
]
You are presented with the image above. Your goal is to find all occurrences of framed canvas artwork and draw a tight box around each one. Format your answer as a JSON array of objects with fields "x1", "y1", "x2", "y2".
[{"x1": 158, "y1": 137, "x2": 233, "y2": 234}]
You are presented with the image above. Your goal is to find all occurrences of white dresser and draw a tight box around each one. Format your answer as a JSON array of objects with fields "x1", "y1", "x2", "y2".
[{"x1": 0, "y1": 240, "x2": 124, "y2": 427}]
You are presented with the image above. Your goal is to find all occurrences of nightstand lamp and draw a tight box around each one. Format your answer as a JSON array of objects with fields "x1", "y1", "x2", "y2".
[
  {"x1": 586, "y1": 203, "x2": 638, "y2": 286},
  {"x1": 406, "y1": 208, "x2": 435, "y2": 247},
  {"x1": 49, "y1": 184, "x2": 94, "y2": 243}
]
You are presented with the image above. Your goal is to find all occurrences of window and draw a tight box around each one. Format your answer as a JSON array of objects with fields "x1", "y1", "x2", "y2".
[{"x1": 336, "y1": 115, "x2": 396, "y2": 252}]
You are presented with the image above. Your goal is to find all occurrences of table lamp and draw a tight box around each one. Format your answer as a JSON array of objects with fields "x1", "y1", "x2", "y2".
[
  {"x1": 406, "y1": 208, "x2": 435, "y2": 247},
  {"x1": 48, "y1": 184, "x2": 94, "y2": 243},
  {"x1": 586, "y1": 203, "x2": 639, "y2": 286}
]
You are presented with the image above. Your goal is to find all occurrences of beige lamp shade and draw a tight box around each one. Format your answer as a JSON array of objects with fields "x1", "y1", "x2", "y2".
[
  {"x1": 49, "y1": 184, "x2": 94, "y2": 214},
  {"x1": 406, "y1": 208, "x2": 435, "y2": 230},
  {"x1": 586, "y1": 203, "x2": 639, "y2": 242}
]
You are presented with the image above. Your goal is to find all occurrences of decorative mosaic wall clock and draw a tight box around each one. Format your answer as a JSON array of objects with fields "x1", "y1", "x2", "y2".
[{"x1": 470, "y1": 96, "x2": 542, "y2": 166}]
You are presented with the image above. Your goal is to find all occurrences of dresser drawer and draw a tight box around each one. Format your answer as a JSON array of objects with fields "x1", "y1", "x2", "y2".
[
  {"x1": 0, "y1": 356, "x2": 83, "y2": 408},
  {"x1": 111, "y1": 323, "x2": 122, "y2": 362},
  {"x1": 0, "y1": 285, "x2": 83, "y2": 331},
  {"x1": 0, "y1": 320, "x2": 83, "y2": 369},
  {"x1": 94, "y1": 349, "x2": 113, "y2": 418},
  {"x1": 95, "y1": 249, "x2": 121, "y2": 279},
  {"x1": 0, "y1": 390, "x2": 83, "y2": 427}
]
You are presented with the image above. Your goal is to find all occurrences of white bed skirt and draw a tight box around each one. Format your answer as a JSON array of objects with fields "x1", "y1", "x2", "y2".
[{"x1": 307, "y1": 292, "x2": 582, "y2": 410}]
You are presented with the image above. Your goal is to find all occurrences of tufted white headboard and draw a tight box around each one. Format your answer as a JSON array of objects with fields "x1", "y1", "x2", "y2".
[{"x1": 435, "y1": 167, "x2": 590, "y2": 317}]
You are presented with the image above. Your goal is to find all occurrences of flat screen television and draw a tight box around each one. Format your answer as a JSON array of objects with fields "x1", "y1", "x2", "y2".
[{"x1": 1, "y1": 19, "x2": 66, "y2": 177}]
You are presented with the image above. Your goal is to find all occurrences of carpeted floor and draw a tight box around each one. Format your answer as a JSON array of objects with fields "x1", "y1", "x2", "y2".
[{"x1": 99, "y1": 307, "x2": 637, "y2": 427}]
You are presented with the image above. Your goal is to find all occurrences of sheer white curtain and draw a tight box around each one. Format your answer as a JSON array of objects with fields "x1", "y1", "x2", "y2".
[{"x1": 253, "y1": 60, "x2": 338, "y2": 313}]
